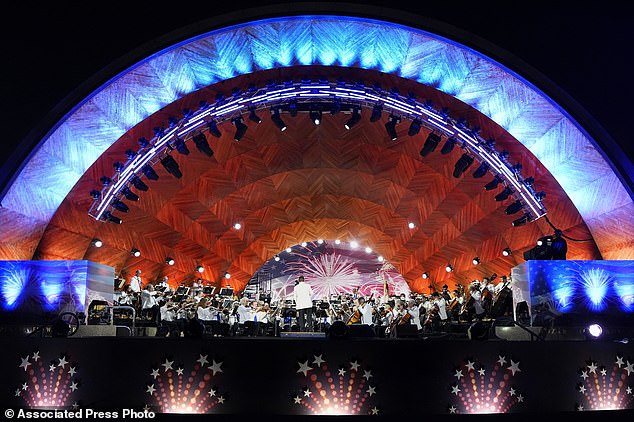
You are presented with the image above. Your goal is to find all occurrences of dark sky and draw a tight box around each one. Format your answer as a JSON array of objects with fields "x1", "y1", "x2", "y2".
[{"x1": 2, "y1": 1, "x2": 633, "y2": 192}]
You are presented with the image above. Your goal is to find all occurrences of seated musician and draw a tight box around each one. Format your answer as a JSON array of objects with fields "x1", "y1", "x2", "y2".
[
  {"x1": 431, "y1": 291, "x2": 449, "y2": 331},
  {"x1": 236, "y1": 298, "x2": 253, "y2": 335},
  {"x1": 406, "y1": 299, "x2": 422, "y2": 332},
  {"x1": 157, "y1": 297, "x2": 179, "y2": 337},
  {"x1": 116, "y1": 284, "x2": 134, "y2": 306}
]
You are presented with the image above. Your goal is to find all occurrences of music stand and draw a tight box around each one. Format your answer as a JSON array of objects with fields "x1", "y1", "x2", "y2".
[
  {"x1": 219, "y1": 287, "x2": 234, "y2": 297},
  {"x1": 203, "y1": 286, "x2": 216, "y2": 295}
]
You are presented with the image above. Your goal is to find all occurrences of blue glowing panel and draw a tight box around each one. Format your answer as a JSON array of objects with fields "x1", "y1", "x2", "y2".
[
  {"x1": 1, "y1": 15, "x2": 631, "y2": 265},
  {"x1": 0, "y1": 260, "x2": 114, "y2": 323},
  {"x1": 511, "y1": 260, "x2": 634, "y2": 324}
]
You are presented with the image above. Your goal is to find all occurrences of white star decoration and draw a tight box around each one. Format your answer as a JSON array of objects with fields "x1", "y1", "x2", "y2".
[
  {"x1": 517, "y1": 394, "x2": 524, "y2": 403},
  {"x1": 19, "y1": 356, "x2": 31, "y2": 371},
  {"x1": 293, "y1": 396, "x2": 302, "y2": 404},
  {"x1": 14, "y1": 389, "x2": 20, "y2": 397},
  {"x1": 303, "y1": 388, "x2": 312, "y2": 397},
  {"x1": 367, "y1": 386, "x2": 376, "y2": 396},
  {"x1": 297, "y1": 361, "x2": 312, "y2": 376},
  {"x1": 600, "y1": 368, "x2": 607, "y2": 376},
  {"x1": 72, "y1": 402, "x2": 79, "y2": 410},
  {"x1": 217, "y1": 396, "x2": 225, "y2": 404},
  {"x1": 579, "y1": 385, "x2": 586, "y2": 394},
  {"x1": 49, "y1": 364, "x2": 56, "y2": 372},
  {"x1": 616, "y1": 356, "x2": 625, "y2": 367},
  {"x1": 587, "y1": 362, "x2": 597, "y2": 374},
  {"x1": 146, "y1": 384, "x2": 156, "y2": 395},
  {"x1": 371, "y1": 407, "x2": 379, "y2": 415},
  {"x1": 338, "y1": 368, "x2": 346, "y2": 376},
  {"x1": 625, "y1": 361, "x2": 634, "y2": 376},
  {"x1": 580, "y1": 370, "x2": 589, "y2": 380},
  {"x1": 454, "y1": 369, "x2": 463, "y2": 380},
  {"x1": 197, "y1": 354, "x2": 209, "y2": 367},
  {"x1": 70, "y1": 382, "x2": 78, "y2": 392},
  {"x1": 21, "y1": 383, "x2": 27, "y2": 391},
  {"x1": 208, "y1": 388, "x2": 216, "y2": 397},
  {"x1": 465, "y1": 361, "x2": 475, "y2": 371},
  {"x1": 208, "y1": 360, "x2": 223, "y2": 375},
  {"x1": 577, "y1": 405, "x2": 584, "y2": 411},
  {"x1": 509, "y1": 388, "x2": 516, "y2": 396},
  {"x1": 150, "y1": 368, "x2": 160, "y2": 379},
  {"x1": 176, "y1": 368, "x2": 184, "y2": 376},
  {"x1": 451, "y1": 385, "x2": 460, "y2": 395},
  {"x1": 32, "y1": 351, "x2": 40, "y2": 361},
  {"x1": 69, "y1": 366, "x2": 77, "y2": 376},
  {"x1": 313, "y1": 355, "x2": 325, "y2": 366},
  {"x1": 449, "y1": 406, "x2": 457, "y2": 414},
  {"x1": 58, "y1": 356, "x2": 68, "y2": 368},
  {"x1": 161, "y1": 359, "x2": 173, "y2": 371},
  {"x1": 497, "y1": 356, "x2": 507, "y2": 366},
  {"x1": 363, "y1": 370, "x2": 373, "y2": 380},
  {"x1": 507, "y1": 360, "x2": 521, "y2": 376},
  {"x1": 478, "y1": 368, "x2": 485, "y2": 376},
  {"x1": 626, "y1": 386, "x2": 632, "y2": 395},
  {"x1": 350, "y1": 360, "x2": 360, "y2": 371}
]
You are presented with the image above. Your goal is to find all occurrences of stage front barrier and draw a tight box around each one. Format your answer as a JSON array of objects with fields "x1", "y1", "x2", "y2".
[{"x1": 511, "y1": 260, "x2": 634, "y2": 335}]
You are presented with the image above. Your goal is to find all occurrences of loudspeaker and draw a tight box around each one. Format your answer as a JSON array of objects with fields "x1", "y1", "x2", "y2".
[
  {"x1": 328, "y1": 320, "x2": 349, "y2": 339},
  {"x1": 468, "y1": 321, "x2": 489, "y2": 340},
  {"x1": 348, "y1": 324, "x2": 375, "y2": 338},
  {"x1": 395, "y1": 324, "x2": 419, "y2": 338}
]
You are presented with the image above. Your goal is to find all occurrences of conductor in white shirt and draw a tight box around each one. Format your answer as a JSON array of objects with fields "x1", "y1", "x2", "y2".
[{"x1": 293, "y1": 276, "x2": 314, "y2": 332}]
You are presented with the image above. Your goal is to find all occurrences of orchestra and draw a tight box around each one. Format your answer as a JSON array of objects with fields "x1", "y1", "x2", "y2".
[{"x1": 111, "y1": 271, "x2": 515, "y2": 338}]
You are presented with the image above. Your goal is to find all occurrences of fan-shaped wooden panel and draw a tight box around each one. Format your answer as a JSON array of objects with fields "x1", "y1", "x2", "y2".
[{"x1": 34, "y1": 68, "x2": 601, "y2": 292}]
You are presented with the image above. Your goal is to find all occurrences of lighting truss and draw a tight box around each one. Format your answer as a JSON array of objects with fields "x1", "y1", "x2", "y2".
[{"x1": 88, "y1": 80, "x2": 547, "y2": 223}]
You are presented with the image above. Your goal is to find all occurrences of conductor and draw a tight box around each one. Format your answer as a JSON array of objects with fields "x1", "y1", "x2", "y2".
[{"x1": 293, "y1": 276, "x2": 314, "y2": 332}]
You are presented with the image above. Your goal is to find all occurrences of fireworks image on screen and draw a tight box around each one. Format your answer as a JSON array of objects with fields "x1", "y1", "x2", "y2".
[
  {"x1": 15, "y1": 350, "x2": 80, "y2": 409},
  {"x1": 447, "y1": 355, "x2": 524, "y2": 414},
  {"x1": 575, "y1": 356, "x2": 633, "y2": 411},
  {"x1": 291, "y1": 354, "x2": 380, "y2": 415},
  {"x1": 144, "y1": 354, "x2": 226, "y2": 414}
]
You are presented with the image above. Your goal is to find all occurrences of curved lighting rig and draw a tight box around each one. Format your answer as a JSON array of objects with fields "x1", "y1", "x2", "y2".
[{"x1": 88, "y1": 80, "x2": 547, "y2": 224}]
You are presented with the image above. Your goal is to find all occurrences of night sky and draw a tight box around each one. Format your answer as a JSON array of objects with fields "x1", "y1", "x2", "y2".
[{"x1": 1, "y1": 1, "x2": 633, "y2": 192}]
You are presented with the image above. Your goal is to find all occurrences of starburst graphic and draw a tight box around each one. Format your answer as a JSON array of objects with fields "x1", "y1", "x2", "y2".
[
  {"x1": 448, "y1": 355, "x2": 524, "y2": 414},
  {"x1": 291, "y1": 354, "x2": 380, "y2": 415},
  {"x1": 145, "y1": 354, "x2": 226, "y2": 414},
  {"x1": 15, "y1": 350, "x2": 80, "y2": 409},
  {"x1": 575, "y1": 356, "x2": 634, "y2": 411}
]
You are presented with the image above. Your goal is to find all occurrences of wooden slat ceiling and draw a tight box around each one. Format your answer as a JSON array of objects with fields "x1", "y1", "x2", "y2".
[{"x1": 33, "y1": 67, "x2": 601, "y2": 292}]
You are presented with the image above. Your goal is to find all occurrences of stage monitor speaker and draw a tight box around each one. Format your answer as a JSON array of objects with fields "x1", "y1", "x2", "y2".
[
  {"x1": 468, "y1": 321, "x2": 490, "y2": 340},
  {"x1": 395, "y1": 324, "x2": 419, "y2": 338},
  {"x1": 328, "y1": 320, "x2": 349, "y2": 339},
  {"x1": 348, "y1": 324, "x2": 376, "y2": 338}
]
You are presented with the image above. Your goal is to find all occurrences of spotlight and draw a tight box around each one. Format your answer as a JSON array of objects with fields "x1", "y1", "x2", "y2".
[
  {"x1": 344, "y1": 109, "x2": 361, "y2": 129},
  {"x1": 334, "y1": 240, "x2": 341, "y2": 245},
  {"x1": 125, "y1": 149, "x2": 136, "y2": 160},
  {"x1": 131, "y1": 248, "x2": 141, "y2": 257},
  {"x1": 349, "y1": 241, "x2": 358, "y2": 249},
  {"x1": 586, "y1": 323, "x2": 603, "y2": 339},
  {"x1": 160, "y1": 155, "x2": 182, "y2": 178},
  {"x1": 248, "y1": 108, "x2": 262, "y2": 124},
  {"x1": 420, "y1": 132, "x2": 440, "y2": 157},
  {"x1": 92, "y1": 239, "x2": 103, "y2": 248},
  {"x1": 193, "y1": 132, "x2": 214, "y2": 157},
  {"x1": 207, "y1": 120, "x2": 221, "y2": 138},
  {"x1": 524, "y1": 176, "x2": 535, "y2": 187},
  {"x1": 113, "y1": 161, "x2": 124, "y2": 172},
  {"x1": 232, "y1": 117, "x2": 248, "y2": 141},
  {"x1": 365, "y1": 247, "x2": 372, "y2": 253},
  {"x1": 484, "y1": 175, "x2": 501, "y2": 191},
  {"x1": 111, "y1": 199, "x2": 129, "y2": 213},
  {"x1": 440, "y1": 137, "x2": 456, "y2": 154},
  {"x1": 100, "y1": 176, "x2": 111, "y2": 186},
  {"x1": 90, "y1": 190, "x2": 101, "y2": 200},
  {"x1": 233, "y1": 222, "x2": 242, "y2": 230},
  {"x1": 310, "y1": 110, "x2": 322, "y2": 125},
  {"x1": 173, "y1": 137, "x2": 190, "y2": 155},
  {"x1": 370, "y1": 104, "x2": 382, "y2": 122},
  {"x1": 122, "y1": 187, "x2": 140, "y2": 202},
  {"x1": 378, "y1": 256, "x2": 384, "y2": 262},
  {"x1": 138, "y1": 137, "x2": 150, "y2": 148},
  {"x1": 196, "y1": 265, "x2": 204, "y2": 273},
  {"x1": 535, "y1": 191, "x2": 547, "y2": 201},
  {"x1": 301, "y1": 242, "x2": 308, "y2": 247},
  {"x1": 505, "y1": 200, "x2": 523, "y2": 215},
  {"x1": 512, "y1": 213, "x2": 531, "y2": 227},
  {"x1": 408, "y1": 119, "x2": 422, "y2": 136},
  {"x1": 385, "y1": 115, "x2": 400, "y2": 140},
  {"x1": 131, "y1": 176, "x2": 149, "y2": 192},
  {"x1": 286, "y1": 247, "x2": 292, "y2": 253},
  {"x1": 408, "y1": 222, "x2": 415, "y2": 229},
  {"x1": 472, "y1": 162, "x2": 489, "y2": 178},
  {"x1": 166, "y1": 257, "x2": 175, "y2": 265},
  {"x1": 502, "y1": 248, "x2": 512, "y2": 257},
  {"x1": 271, "y1": 109, "x2": 287, "y2": 131},
  {"x1": 472, "y1": 257, "x2": 481, "y2": 265},
  {"x1": 274, "y1": 255, "x2": 280, "y2": 262},
  {"x1": 445, "y1": 264, "x2": 453, "y2": 273},
  {"x1": 422, "y1": 272, "x2": 429, "y2": 279},
  {"x1": 224, "y1": 272, "x2": 231, "y2": 279},
  {"x1": 142, "y1": 165, "x2": 159, "y2": 181},
  {"x1": 317, "y1": 239, "x2": 324, "y2": 244},
  {"x1": 494, "y1": 187, "x2": 512, "y2": 201},
  {"x1": 453, "y1": 153, "x2": 475, "y2": 178},
  {"x1": 103, "y1": 212, "x2": 122, "y2": 224}
]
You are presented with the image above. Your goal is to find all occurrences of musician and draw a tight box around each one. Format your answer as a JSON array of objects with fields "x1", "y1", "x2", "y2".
[
  {"x1": 441, "y1": 284, "x2": 452, "y2": 302},
  {"x1": 115, "y1": 284, "x2": 134, "y2": 306},
  {"x1": 157, "y1": 297, "x2": 179, "y2": 337},
  {"x1": 469, "y1": 281, "x2": 486, "y2": 321},
  {"x1": 157, "y1": 275, "x2": 169, "y2": 292},
  {"x1": 293, "y1": 276, "x2": 314, "y2": 332},
  {"x1": 357, "y1": 296, "x2": 375, "y2": 326},
  {"x1": 432, "y1": 291, "x2": 449, "y2": 330},
  {"x1": 406, "y1": 299, "x2": 422, "y2": 331},
  {"x1": 129, "y1": 270, "x2": 142, "y2": 294},
  {"x1": 140, "y1": 283, "x2": 160, "y2": 324}
]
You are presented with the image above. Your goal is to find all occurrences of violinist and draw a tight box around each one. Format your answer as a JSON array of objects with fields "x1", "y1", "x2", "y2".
[
  {"x1": 469, "y1": 281, "x2": 486, "y2": 321},
  {"x1": 406, "y1": 299, "x2": 422, "y2": 332},
  {"x1": 140, "y1": 283, "x2": 160, "y2": 324}
]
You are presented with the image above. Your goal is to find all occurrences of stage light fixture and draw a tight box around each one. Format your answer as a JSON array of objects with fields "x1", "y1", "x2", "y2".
[
  {"x1": 111, "y1": 199, "x2": 129, "y2": 213},
  {"x1": 122, "y1": 187, "x2": 139, "y2": 202},
  {"x1": 138, "y1": 137, "x2": 150, "y2": 148},
  {"x1": 90, "y1": 190, "x2": 101, "y2": 200},
  {"x1": 365, "y1": 246, "x2": 373, "y2": 253},
  {"x1": 422, "y1": 272, "x2": 429, "y2": 279},
  {"x1": 445, "y1": 264, "x2": 453, "y2": 273},
  {"x1": 271, "y1": 109, "x2": 287, "y2": 131},
  {"x1": 125, "y1": 149, "x2": 136, "y2": 160},
  {"x1": 484, "y1": 175, "x2": 501, "y2": 191},
  {"x1": 494, "y1": 187, "x2": 512, "y2": 201},
  {"x1": 224, "y1": 272, "x2": 231, "y2": 279},
  {"x1": 248, "y1": 108, "x2": 262, "y2": 124},
  {"x1": 286, "y1": 247, "x2": 292, "y2": 253},
  {"x1": 196, "y1": 265, "x2": 204, "y2": 273},
  {"x1": 524, "y1": 176, "x2": 535, "y2": 187},
  {"x1": 207, "y1": 120, "x2": 221, "y2": 138},
  {"x1": 453, "y1": 153, "x2": 475, "y2": 178},
  {"x1": 310, "y1": 110, "x2": 322, "y2": 125},
  {"x1": 232, "y1": 117, "x2": 248, "y2": 141},
  {"x1": 166, "y1": 257, "x2": 175, "y2": 265},
  {"x1": 113, "y1": 161, "x2": 124, "y2": 172},
  {"x1": 440, "y1": 137, "x2": 456, "y2": 155},
  {"x1": 317, "y1": 239, "x2": 324, "y2": 244},
  {"x1": 233, "y1": 222, "x2": 242, "y2": 230},
  {"x1": 100, "y1": 176, "x2": 111, "y2": 186},
  {"x1": 103, "y1": 212, "x2": 122, "y2": 224},
  {"x1": 131, "y1": 176, "x2": 149, "y2": 192},
  {"x1": 301, "y1": 242, "x2": 308, "y2": 247},
  {"x1": 131, "y1": 248, "x2": 141, "y2": 257},
  {"x1": 408, "y1": 119, "x2": 422, "y2": 136},
  {"x1": 512, "y1": 213, "x2": 531, "y2": 227},
  {"x1": 535, "y1": 191, "x2": 546, "y2": 201},
  {"x1": 420, "y1": 132, "x2": 441, "y2": 157},
  {"x1": 505, "y1": 200, "x2": 523, "y2": 215},
  {"x1": 160, "y1": 155, "x2": 182, "y2": 178},
  {"x1": 274, "y1": 255, "x2": 280, "y2": 262},
  {"x1": 502, "y1": 248, "x2": 512, "y2": 257},
  {"x1": 472, "y1": 257, "x2": 481, "y2": 265},
  {"x1": 370, "y1": 104, "x2": 382, "y2": 122},
  {"x1": 193, "y1": 132, "x2": 214, "y2": 157},
  {"x1": 92, "y1": 239, "x2": 103, "y2": 248},
  {"x1": 173, "y1": 137, "x2": 190, "y2": 155},
  {"x1": 385, "y1": 115, "x2": 400, "y2": 140},
  {"x1": 472, "y1": 162, "x2": 489, "y2": 178},
  {"x1": 142, "y1": 165, "x2": 159, "y2": 181},
  {"x1": 334, "y1": 239, "x2": 341, "y2": 245},
  {"x1": 344, "y1": 109, "x2": 361, "y2": 129},
  {"x1": 586, "y1": 323, "x2": 603, "y2": 339},
  {"x1": 408, "y1": 222, "x2": 415, "y2": 229}
]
